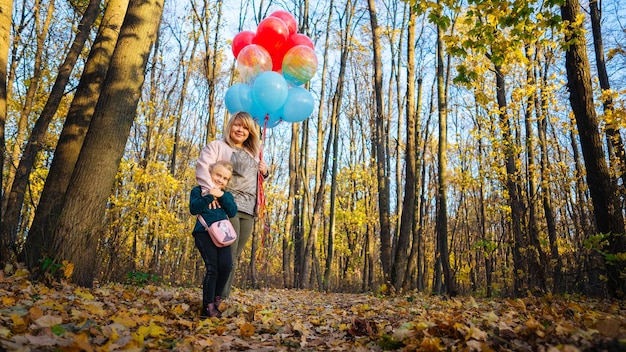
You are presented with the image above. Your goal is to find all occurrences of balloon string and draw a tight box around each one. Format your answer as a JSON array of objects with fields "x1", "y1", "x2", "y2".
[{"x1": 257, "y1": 114, "x2": 268, "y2": 258}]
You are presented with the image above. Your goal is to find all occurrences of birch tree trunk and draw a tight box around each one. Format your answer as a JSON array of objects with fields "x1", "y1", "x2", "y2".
[{"x1": 435, "y1": 20, "x2": 456, "y2": 296}]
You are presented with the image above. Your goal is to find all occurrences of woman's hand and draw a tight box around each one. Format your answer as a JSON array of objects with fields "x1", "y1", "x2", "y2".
[{"x1": 259, "y1": 159, "x2": 269, "y2": 177}]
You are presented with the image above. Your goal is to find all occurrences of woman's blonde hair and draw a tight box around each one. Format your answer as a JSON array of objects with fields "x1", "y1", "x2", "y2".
[{"x1": 224, "y1": 111, "x2": 261, "y2": 156}]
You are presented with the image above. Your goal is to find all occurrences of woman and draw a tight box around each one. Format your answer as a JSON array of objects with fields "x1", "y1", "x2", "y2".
[{"x1": 196, "y1": 111, "x2": 269, "y2": 298}]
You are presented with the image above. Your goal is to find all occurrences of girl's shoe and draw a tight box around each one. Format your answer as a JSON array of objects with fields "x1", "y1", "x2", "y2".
[{"x1": 206, "y1": 303, "x2": 222, "y2": 318}]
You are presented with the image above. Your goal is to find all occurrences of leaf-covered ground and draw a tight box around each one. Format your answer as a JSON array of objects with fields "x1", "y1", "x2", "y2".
[{"x1": 1, "y1": 269, "x2": 625, "y2": 351}]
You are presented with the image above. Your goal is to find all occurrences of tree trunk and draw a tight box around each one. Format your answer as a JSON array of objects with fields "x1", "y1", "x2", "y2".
[
  {"x1": 367, "y1": 0, "x2": 392, "y2": 282},
  {"x1": 3, "y1": 0, "x2": 100, "y2": 263},
  {"x1": 3, "y1": 0, "x2": 53, "y2": 215},
  {"x1": 283, "y1": 123, "x2": 299, "y2": 288},
  {"x1": 561, "y1": 0, "x2": 626, "y2": 298},
  {"x1": 536, "y1": 50, "x2": 563, "y2": 293},
  {"x1": 22, "y1": 0, "x2": 116, "y2": 271},
  {"x1": 589, "y1": 0, "x2": 626, "y2": 187},
  {"x1": 51, "y1": 0, "x2": 165, "y2": 287},
  {"x1": 523, "y1": 45, "x2": 548, "y2": 293},
  {"x1": 323, "y1": 98, "x2": 339, "y2": 290},
  {"x1": 435, "y1": 22, "x2": 456, "y2": 296},
  {"x1": 404, "y1": 77, "x2": 426, "y2": 291},
  {"x1": 0, "y1": 0, "x2": 13, "y2": 264},
  {"x1": 392, "y1": 6, "x2": 416, "y2": 290}
]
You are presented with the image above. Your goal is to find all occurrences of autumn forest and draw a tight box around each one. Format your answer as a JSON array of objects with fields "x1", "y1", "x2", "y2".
[{"x1": 0, "y1": 0, "x2": 625, "y2": 303}]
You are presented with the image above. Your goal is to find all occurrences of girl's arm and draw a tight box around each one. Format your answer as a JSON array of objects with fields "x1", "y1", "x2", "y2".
[
  {"x1": 218, "y1": 192, "x2": 238, "y2": 218},
  {"x1": 189, "y1": 186, "x2": 215, "y2": 215}
]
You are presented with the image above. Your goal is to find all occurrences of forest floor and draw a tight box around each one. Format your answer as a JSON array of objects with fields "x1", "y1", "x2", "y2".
[{"x1": 0, "y1": 268, "x2": 625, "y2": 351}]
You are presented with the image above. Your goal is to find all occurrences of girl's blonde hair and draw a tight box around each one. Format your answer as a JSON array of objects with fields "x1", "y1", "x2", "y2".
[
  {"x1": 224, "y1": 111, "x2": 261, "y2": 156},
  {"x1": 209, "y1": 160, "x2": 234, "y2": 175}
]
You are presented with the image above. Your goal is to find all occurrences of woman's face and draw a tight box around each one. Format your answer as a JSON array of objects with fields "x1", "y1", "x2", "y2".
[{"x1": 229, "y1": 117, "x2": 250, "y2": 146}]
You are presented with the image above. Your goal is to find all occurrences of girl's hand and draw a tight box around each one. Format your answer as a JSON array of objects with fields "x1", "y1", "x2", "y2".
[
  {"x1": 207, "y1": 199, "x2": 221, "y2": 209},
  {"x1": 207, "y1": 188, "x2": 224, "y2": 209}
]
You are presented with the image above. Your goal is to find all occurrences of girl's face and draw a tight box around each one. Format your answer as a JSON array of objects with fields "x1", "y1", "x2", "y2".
[
  {"x1": 229, "y1": 117, "x2": 250, "y2": 147},
  {"x1": 211, "y1": 165, "x2": 232, "y2": 189}
]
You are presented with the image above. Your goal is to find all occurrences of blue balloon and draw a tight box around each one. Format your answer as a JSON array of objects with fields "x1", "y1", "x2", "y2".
[
  {"x1": 225, "y1": 83, "x2": 253, "y2": 114},
  {"x1": 252, "y1": 71, "x2": 288, "y2": 113},
  {"x1": 281, "y1": 87, "x2": 314, "y2": 123},
  {"x1": 246, "y1": 99, "x2": 266, "y2": 121}
]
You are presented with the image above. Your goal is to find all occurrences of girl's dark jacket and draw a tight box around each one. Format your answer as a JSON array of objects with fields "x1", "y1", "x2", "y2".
[{"x1": 189, "y1": 185, "x2": 238, "y2": 234}]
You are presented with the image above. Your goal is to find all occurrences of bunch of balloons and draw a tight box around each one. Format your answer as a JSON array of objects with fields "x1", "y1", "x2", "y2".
[{"x1": 224, "y1": 10, "x2": 318, "y2": 128}]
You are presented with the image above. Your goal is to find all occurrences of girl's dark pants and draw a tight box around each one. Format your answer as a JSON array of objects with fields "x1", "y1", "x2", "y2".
[{"x1": 193, "y1": 231, "x2": 232, "y2": 307}]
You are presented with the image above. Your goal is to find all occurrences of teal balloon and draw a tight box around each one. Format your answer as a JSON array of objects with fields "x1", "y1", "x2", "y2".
[
  {"x1": 252, "y1": 71, "x2": 288, "y2": 113},
  {"x1": 225, "y1": 83, "x2": 253, "y2": 114},
  {"x1": 281, "y1": 87, "x2": 314, "y2": 123}
]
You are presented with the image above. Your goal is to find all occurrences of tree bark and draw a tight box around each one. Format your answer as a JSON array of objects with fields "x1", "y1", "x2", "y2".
[
  {"x1": 561, "y1": 0, "x2": 626, "y2": 298},
  {"x1": 589, "y1": 0, "x2": 626, "y2": 187},
  {"x1": 435, "y1": 21, "x2": 456, "y2": 296},
  {"x1": 51, "y1": 0, "x2": 164, "y2": 287},
  {"x1": 3, "y1": 0, "x2": 54, "y2": 215},
  {"x1": 367, "y1": 0, "x2": 392, "y2": 282},
  {"x1": 392, "y1": 6, "x2": 416, "y2": 290},
  {"x1": 0, "y1": 0, "x2": 13, "y2": 264},
  {"x1": 3, "y1": 0, "x2": 100, "y2": 263}
]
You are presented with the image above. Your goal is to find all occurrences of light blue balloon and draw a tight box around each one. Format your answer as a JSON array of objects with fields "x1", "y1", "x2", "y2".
[
  {"x1": 281, "y1": 87, "x2": 314, "y2": 123},
  {"x1": 252, "y1": 71, "x2": 289, "y2": 113},
  {"x1": 225, "y1": 83, "x2": 253, "y2": 114}
]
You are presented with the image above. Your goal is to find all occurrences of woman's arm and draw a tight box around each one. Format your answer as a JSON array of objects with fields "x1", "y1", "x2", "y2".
[{"x1": 196, "y1": 140, "x2": 234, "y2": 195}]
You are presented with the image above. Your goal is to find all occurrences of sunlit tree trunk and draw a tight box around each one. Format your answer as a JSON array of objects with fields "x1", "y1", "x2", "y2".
[
  {"x1": 435, "y1": 20, "x2": 456, "y2": 296},
  {"x1": 561, "y1": 0, "x2": 626, "y2": 298},
  {"x1": 523, "y1": 44, "x2": 548, "y2": 292},
  {"x1": 171, "y1": 24, "x2": 199, "y2": 175},
  {"x1": 24, "y1": 0, "x2": 128, "y2": 271},
  {"x1": 590, "y1": 0, "x2": 626, "y2": 187},
  {"x1": 290, "y1": 0, "x2": 318, "y2": 289},
  {"x1": 3, "y1": 0, "x2": 54, "y2": 215},
  {"x1": 405, "y1": 77, "x2": 426, "y2": 291},
  {"x1": 303, "y1": 0, "x2": 350, "y2": 289},
  {"x1": 51, "y1": 0, "x2": 164, "y2": 287},
  {"x1": 2, "y1": 0, "x2": 100, "y2": 263},
  {"x1": 190, "y1": 0, "x2": 223, "y2": 142},
  {"x1": 284, "y1": 123, "x2": 299, "y2": 287},
  {"x1": 0, "y1": 0, "x2": 12, "y2": 264},
  {"x1": 323, "y1": 95, "x2": 339, "y2": 290},
  {"x1": 367, "y1": 0, "x2": 392, "y2": 281},
  {"x1": 392, "y1": 5, "x2": 416, "y2": 290},
  {"x1": 535, "y1": 47, "x2": 562, "y2": 293}
]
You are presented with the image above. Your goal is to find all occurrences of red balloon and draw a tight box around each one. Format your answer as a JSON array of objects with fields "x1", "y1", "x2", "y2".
[
  {"x1": 253, "y1": 17, "x2": 289, "y2": 54},
  {"x1": 232, "y1": 31, "x2": 255, "y2": 58},
  {"x1": 269, "y1": 10, "x2": 297, "y2": 35},
  {"x1": 284, "y1": 33, "x2": 314, "y2": 52},
  {"x1": 286, "y1": 33, "x2": 315, "y2": 49}
]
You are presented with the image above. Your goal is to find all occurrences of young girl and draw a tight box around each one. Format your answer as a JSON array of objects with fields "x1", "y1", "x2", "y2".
[{"x1": 189, "y1": 161, "x2": 238, "y2": 318}]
